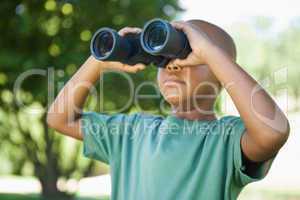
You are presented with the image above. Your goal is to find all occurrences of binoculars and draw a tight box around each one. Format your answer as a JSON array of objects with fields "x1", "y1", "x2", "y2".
[{"x1": 90, "y1": 18, "x2": 191, "y2": 68}]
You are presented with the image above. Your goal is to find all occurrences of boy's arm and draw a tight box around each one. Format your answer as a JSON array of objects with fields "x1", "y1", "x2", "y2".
[
  {"x1": 47, "y1": 56, "x2": 104, "y2": 140},
  {"x1": 171, "y1": 21, "x2": 290, "y2": 163},
  {"x1": 47, "y1": 56, "x2": 145, "y2": 140},
  {"x1": 46, "y1": 27, "x2": 145, "y2": 140}
]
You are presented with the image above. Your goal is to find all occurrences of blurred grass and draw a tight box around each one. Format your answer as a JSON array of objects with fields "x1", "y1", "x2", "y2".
[
  {"x1": 2, "y1": 192, "x2": 300, "y2": 200},
  {"x1": 0, "y1": 194, "x2": 109, "y2": 200},
  {"x1": 239, "y1": 189, "x2": 300, "y2": 200}
]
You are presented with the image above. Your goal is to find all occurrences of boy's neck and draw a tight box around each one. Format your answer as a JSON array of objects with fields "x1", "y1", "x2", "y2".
[{"x1": 170, "y1": 100, "x2": 217, "y2": 121}]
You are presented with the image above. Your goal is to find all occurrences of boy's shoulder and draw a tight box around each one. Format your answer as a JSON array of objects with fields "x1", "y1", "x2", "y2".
[
  {"x1": 83, "y1": 111, "x2": 165, "y2": 126},
  {"x1": 83, "y1": 111, "x2": 243, "y2": 130},
  {"x1": 131, "y1": 113, "x2": 243, "y2": 128},
  {"x1": 218, "y1": 114, "x2": 243, "y2": 125},
  {"x1": 135, "y1": 112, "x2": 165, "y2": 119}
]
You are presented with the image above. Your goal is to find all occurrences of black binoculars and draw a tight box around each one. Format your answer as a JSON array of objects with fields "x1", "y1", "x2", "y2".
[{"x1": 90, "y1": 18, "x2": 192, "y2": 68}]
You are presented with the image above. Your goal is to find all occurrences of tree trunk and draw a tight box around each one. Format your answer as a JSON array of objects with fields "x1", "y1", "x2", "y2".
[
  {"x1": 40, "y1": 177, "x2": 59, "y2": 197},
  {"x1": 39, "y1": 176, "x2": 73, "y2": 200},
  {"x1": 37, "y1": 114, "x2": 74, "y2": 200}
]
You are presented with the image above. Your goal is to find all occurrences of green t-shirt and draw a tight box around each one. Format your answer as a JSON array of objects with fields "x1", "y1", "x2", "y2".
[{"x1": 81, "y1": 112, "x2": 273, "y2": 200}]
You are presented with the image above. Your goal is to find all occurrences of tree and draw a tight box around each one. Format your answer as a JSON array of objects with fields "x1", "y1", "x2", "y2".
[
  {"x1": 0, "y1": 0, "x2": 181, "y2": 199},
  {"x1": 231, "y1": 17, "x2": 300, "y2": 112}
]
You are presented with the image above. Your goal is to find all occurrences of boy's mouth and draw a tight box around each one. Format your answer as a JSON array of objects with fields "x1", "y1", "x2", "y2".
[{"x1": 163, "y1": 78, "x2": 185, "y2": 86}]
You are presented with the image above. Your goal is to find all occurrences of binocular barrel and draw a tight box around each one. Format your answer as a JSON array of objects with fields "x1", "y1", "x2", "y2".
[
  {"x1": 90, "y1": 18, "x2": 191, "y2": 68},
  {"x1": 90, "y1": 28, "x2": 129, "y2": 62},
  {"x1": 141, "y1": 18, "x2": 191, "y2": 59},
  {"x1": 90, "y1": 27, "x2": 166, "y2": 67}
]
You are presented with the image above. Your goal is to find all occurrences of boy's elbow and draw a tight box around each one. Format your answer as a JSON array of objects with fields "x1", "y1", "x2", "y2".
[
  {"x1": 279, "y1": 119, "x2": 290, "y2": 145},
  {"x1": 46, "y1": 111, "x2": 58, "y2": 129},
  {"x1": 274, "y1": 117, "x2": 290, "y2": 146},
  {"x1": 266, "y1": 117, "x2": 290, "y2": 149},
  {"x1": 46, "y1": 108, "x2": 64, "y2": 131},
  {"x1": 263, "y1": 119, "x2": 290, "y2": 152}
]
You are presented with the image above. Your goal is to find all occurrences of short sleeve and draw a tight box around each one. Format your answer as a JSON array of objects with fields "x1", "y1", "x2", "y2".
[
  {"x1": 225, "y1": 116, "x2": 275, "y2": 186},
  {"x1": 80, "y1": 111, "x2": 140, "y2": 164}
]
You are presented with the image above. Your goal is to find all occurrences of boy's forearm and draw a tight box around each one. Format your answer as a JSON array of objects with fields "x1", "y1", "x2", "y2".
[
  {"x1": 47, "y1": 56, "x2": 105, "y2": 127},
  {"x1": 205, "y1": 44, "x2": 289, "y2": 159}
]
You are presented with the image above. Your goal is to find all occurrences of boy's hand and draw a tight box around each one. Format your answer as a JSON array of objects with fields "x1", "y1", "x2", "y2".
[
  {"x1": 97, "y1": 27, "x2": 146, "y2": 73},
  {"x1": 169, "y1": 21, "x2": 214, "y2": 67}
]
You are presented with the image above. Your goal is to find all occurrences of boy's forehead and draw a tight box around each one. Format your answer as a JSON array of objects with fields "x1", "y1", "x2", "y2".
[{"x1": 187, "y1": 19, "x2": 237, "y2": 61}]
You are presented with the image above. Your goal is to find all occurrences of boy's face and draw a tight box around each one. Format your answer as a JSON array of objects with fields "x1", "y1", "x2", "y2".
[
  {"x1": 157, "y1": 62, "x2": 220, "y2": 110},
  {"x1": 156, "y1": 20, "x2": 236, "y2": 111}
]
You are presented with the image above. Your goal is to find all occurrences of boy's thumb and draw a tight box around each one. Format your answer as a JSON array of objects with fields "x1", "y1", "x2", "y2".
[{"x1": 173, "y1": 58, "x2": 190, "y2": 67}]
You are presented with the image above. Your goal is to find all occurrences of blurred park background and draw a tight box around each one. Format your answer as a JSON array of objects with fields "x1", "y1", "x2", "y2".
[{"x1": 0, "y1": 0, "x2": 299, "y2": 199}]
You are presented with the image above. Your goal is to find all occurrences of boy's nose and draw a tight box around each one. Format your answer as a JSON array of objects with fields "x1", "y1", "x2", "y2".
[{"x1": 166, "y1": 63, "x2": 183, "y2": 73}]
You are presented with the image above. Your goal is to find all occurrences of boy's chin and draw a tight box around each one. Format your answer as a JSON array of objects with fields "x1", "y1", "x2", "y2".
[{"x1": 165, "y1": 95, "x2": 182, "y2": 106}]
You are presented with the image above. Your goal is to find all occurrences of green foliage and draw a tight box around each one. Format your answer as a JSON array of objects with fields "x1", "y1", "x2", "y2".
[
  {"x1": 0, "y1": 0, "x2": 180, "y2": 197},
  {"x1": 232, "y1": 17, "x2": 300, "y2": 111},
  {"x1": 1, "y1": 0, "x2": 298, "y2": 198}
]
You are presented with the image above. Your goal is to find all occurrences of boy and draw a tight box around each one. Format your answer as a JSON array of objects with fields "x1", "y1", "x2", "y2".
[{"x1": 47, "y1": 20, "x2": 290, "y2": 200}]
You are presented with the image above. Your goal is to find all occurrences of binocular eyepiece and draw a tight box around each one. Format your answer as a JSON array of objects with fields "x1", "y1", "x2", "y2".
[{"x1": 90, "y1": 18, "x2": 191, "y2": 68}]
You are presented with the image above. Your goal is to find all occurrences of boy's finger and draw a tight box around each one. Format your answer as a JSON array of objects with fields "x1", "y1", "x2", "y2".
[
  {"x1": 172, "y1": 57, "x2": 194, "y2": 67},
  {"x1": 170, "y1": 21, "x2": 188, "y2": 31},
  {"x1": 122, "y1": 64, "x2": 143, "y2": 73},
  {"x1": 124, "y1": 63, "x2": 146, "y2": 71},
  {"x1": 119, "y1": 27, "x2": 142, "y2": 36},
  {"x1": 172, "y1": 58, "x2": 188, "y2": 66},
  {"x1": 133, "y1": 63, "x2": 146, "y2": 70},
  {"x1": 171, "y1": 21, "x2": 195, "y2": 38},
  {"x1": 118, "y1": 27, "x2": 132, "y2": 35}
]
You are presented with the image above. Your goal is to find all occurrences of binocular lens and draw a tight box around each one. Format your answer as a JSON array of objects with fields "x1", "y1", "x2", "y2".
[
  {"x1": 91, "y1": 28, "x2": 133, "y2": 62},
  {"x1": 93, "y1": 31, "x2": 114, "y2": 58},
  {"x1": 141, "y1": 19, "x2": 191, "y2": 59},
  {"x1": 98, "y1": 32, "x2": 114, "y2": 57},
  {"x1": 145, "y1": 22, "x2": 167, "y2": 51}
]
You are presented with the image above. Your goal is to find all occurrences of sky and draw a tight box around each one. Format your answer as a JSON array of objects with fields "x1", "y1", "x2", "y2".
[{"x1": 178, "y1": 0, "x2": 300, "y2": 29}]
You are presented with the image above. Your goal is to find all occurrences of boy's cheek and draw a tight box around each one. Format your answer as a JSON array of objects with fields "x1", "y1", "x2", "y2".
[{"x1": 157, "y1": 71, "x2": 165, "y2": 88}]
